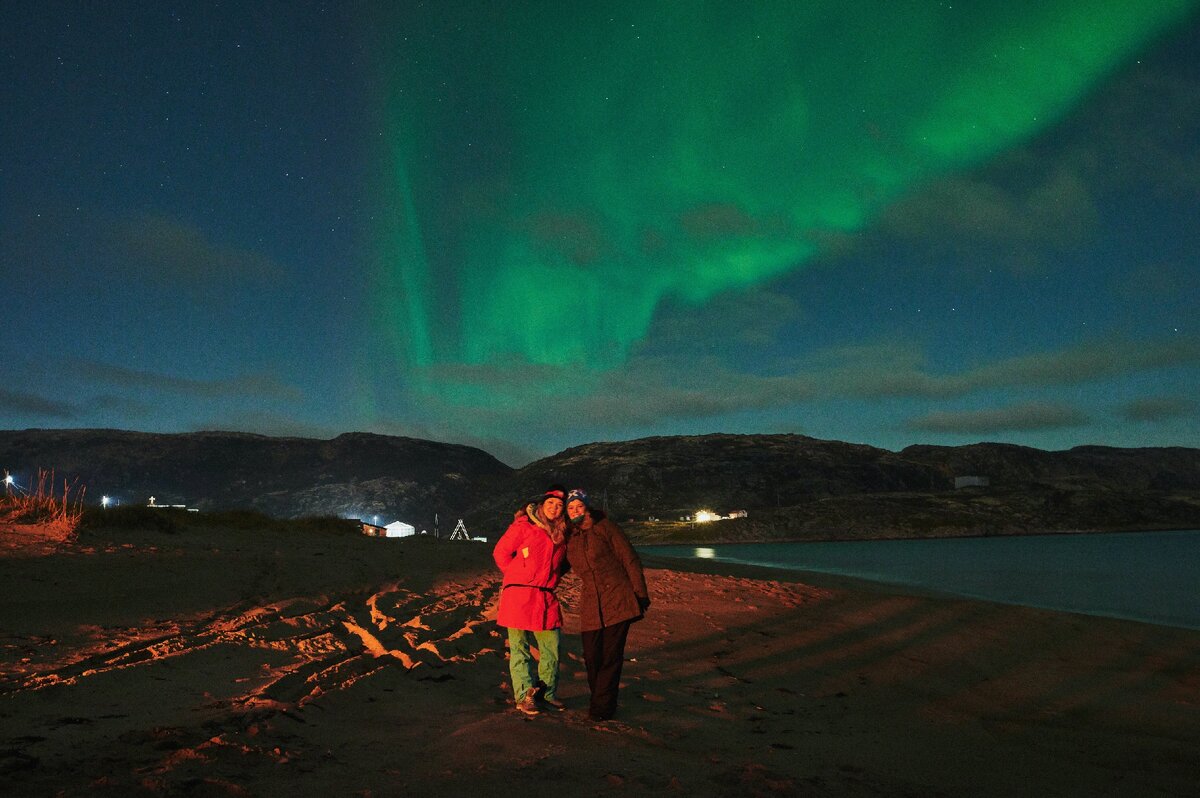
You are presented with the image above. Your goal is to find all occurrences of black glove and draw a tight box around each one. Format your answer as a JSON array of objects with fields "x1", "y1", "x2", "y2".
[{"x1": 637, "y1": 595, "x2": 651, "y2": 613}]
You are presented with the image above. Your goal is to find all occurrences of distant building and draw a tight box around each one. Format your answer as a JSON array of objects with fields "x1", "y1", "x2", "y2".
[
  {"x1": 361, "y1": 522, "x2": 387, "y2": 537},
  {"x1": 728, "y1": 509, "x2": 748, "y2": 518},
  {"x1": 954, "y1": 476, "x2": 990, "y2": 489},
  {"x1": 385, "y1": 520, "x2": 416, "y2": 538}
]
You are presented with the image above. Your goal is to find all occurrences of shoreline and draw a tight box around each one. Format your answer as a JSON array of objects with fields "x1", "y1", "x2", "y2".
[
  {"x1": 640, "y1": 531, "x2": 1200, "y2": 634},
  {"x1": 644, "y1": 551, "x2": 1200, "y2": 634},
  {"x1": 631, "y1": 522, "x2": 1200, "y2": 547},
  {"x1": 2, "y1": 524, "x2": 1197, "y2": 796}
]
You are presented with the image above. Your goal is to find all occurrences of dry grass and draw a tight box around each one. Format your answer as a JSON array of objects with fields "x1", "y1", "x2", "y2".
[{"x1": 1, "y1": 470, "x2": 86, "y2": 541}]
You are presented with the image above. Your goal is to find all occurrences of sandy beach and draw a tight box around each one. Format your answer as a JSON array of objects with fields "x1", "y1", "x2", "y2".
[{"x1": 2, "y1": 520, "x2": 1197, "y2": 797}]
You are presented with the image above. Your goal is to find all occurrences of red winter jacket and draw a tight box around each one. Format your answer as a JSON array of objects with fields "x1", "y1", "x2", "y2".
[{"x1": 493, "y1": 505, "x2": 567, "y2": 630}]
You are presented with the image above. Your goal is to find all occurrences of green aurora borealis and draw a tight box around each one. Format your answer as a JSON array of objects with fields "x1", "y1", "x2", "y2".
[
  {"x1": 4, "y1": 1, "x2": 1199, "y2": 463},
  {"x1": 373, "y1": 1, "x2": 1194, "y2": 385}
]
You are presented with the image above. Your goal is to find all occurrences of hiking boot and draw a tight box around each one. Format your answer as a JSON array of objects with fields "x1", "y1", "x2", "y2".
[
  {"x1": 539, "y1": 695, "x2": 567, "y2": 712},
  {"x1": 516, "y1": 688, "x2": 540, "y2": 715}
]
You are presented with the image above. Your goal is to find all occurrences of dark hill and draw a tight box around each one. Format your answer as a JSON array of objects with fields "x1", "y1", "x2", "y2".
[
  {"x1": 901, "y1": 442, "x2": 1200, "y2": 491},
  {"x1": 468, "y1": 434, "x2": 945, "y2": 523},
  {"x1": 467, "y1": 435, "x2": 1200, "y2": 541},
  {"x1": 0, "y1": 429, "x2": 511, "y2": 527},
  {"x1": 4, "y1": 429, "x2": 1198, "y2": 541}
]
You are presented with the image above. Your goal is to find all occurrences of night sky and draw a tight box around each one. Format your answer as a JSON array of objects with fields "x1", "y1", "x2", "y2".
[{"x1": 3, "y1": 2, "x2": 1198, "y2": 466}]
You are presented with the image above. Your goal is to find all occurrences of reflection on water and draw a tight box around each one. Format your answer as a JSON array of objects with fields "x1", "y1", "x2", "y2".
[{"x1": 648, "y1": 530, "x2": 1200, "y2": 631}]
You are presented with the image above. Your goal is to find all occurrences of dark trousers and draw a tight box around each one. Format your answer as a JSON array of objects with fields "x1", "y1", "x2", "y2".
[{"x1": 581, "y1": 619, "x2": 633, "y2": 720}]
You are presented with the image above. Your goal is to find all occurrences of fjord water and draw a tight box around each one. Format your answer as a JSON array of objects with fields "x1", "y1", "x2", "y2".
[{"x1": 647, "y1": 530, "x2": 1200, "y2": 630}]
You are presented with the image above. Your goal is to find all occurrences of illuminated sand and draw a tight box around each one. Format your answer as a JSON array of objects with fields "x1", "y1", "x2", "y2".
[{"x1": 1, "y1": 523, "x2": 1198, "y2": 796}]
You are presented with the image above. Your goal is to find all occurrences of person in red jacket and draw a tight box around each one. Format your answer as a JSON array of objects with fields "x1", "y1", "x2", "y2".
[
  {"x1": 564, "y1": 488, "x2": 650, "y2": 722},
  {"x1": 493, "y1": 485, "x2": 569, "y2": 715}
]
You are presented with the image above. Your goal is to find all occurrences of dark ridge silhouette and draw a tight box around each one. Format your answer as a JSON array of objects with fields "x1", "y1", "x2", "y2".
[
  {"x1": 0, "y1": 429, "x2": 511, "y2": 531},
  {"x1": 3, "y1": 429, "x2": 1198, "y2": 540}
]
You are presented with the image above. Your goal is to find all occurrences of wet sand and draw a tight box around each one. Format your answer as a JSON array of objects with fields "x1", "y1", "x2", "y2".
[{"x1": 1, "y1": 522, "x2": 1197, "y2": 796}]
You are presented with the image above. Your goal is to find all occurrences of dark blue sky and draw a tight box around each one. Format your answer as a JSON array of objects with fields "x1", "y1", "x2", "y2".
[{"x1": 2, "y1": 2, "x2": 1197, "y2": 465}]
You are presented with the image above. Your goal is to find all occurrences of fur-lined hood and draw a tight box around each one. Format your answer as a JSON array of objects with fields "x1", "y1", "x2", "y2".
[{"x1": 522, "y1": 502, "x2": 566, "y2": 544}]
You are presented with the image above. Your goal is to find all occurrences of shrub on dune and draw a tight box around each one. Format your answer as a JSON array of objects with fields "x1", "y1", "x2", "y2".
[{"x1": 0, "y1": 470, "x2": 85, "y2": 548}]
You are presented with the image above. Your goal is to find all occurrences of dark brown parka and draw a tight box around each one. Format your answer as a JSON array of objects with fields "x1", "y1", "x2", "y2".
[{"x1": 566, "y1": 511, "x2": 649, "y2": 632}]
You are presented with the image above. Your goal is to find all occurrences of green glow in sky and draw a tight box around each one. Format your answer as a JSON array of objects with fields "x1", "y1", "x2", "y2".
[{"x1": 373, "y1": 1, "x2": 1195, "y2": 379}]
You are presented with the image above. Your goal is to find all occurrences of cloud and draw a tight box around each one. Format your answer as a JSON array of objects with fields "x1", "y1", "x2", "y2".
[
  {"x1": 65, "y1": 359, "x2": 303, "y2": 402},
  {"x1": 571, "y1": 364, "x2": 792, "y2": 426},
  {"x1": 409, "y1": 334, "x2": 1200, "y2": 440},
  {"x1": 0, "y1": 389, "x2": 77, "y2": 419},
  {"x1": 1112, "y1": 260, "x2": 1200, "y2": 301},
  {"x1": 853, "y1": 47, "x2": 1200, "y2": 278},
  {"x1": 1065, "y1": 58, "x2": 1200, "y2": 199},
  {"x1": 419, "y1": 359, "x2": 569, "y2": 389},
  {"x1": 679, "y1": 203, "x2": 763, "y2": 239},
  {"x1": 949, "y1": 338, "x2": 1200, "y2": 394},
  {"x1": 90, "y1": 394, "x2": 153, "y2": 418},
  {"x1": 525, "y1": 211, "x2": 610, "y2": 266},
  {"x1": 638, "y1": 288, "x2": 803, "y2": 355},
  {"x1": 907, "y1": 403, "x2": 1089, "y2": 434},
  {"x1": 1117, "y1": 397, "x2": 1198, "y2": 423},
  {"x1": 104, "y1": 214, "x2": 284, "y2": 287},
  {"x1": 796, "y1": 336, "x2": 1200, "y2": 401},
  {"x1": 876, "y1": 167, "x2": 1099, "y2": 273},
  {"x1": 1, "y1": 211, "x2": 285, "y2": 296}
]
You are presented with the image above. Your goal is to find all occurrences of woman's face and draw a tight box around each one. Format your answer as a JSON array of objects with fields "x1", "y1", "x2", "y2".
[
  {"x1": 566, "y1": 499, "x2": 586, "y2": 521},
  {"x1": 542, "y1": 497, "x2": 564, "y2": 520}
]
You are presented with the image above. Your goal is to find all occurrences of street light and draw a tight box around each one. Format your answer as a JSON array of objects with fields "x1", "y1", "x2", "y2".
[{"x1": 101, "y1": 496, "x2": 111, "y2": 509}]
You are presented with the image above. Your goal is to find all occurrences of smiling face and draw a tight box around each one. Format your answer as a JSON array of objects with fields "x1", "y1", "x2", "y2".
[
  {"x1": 542, "y1": 497, "x2": 564, "y2": 520},
  {"x1": 566, "y1": 498, "x2": 587, "y2": 521}
]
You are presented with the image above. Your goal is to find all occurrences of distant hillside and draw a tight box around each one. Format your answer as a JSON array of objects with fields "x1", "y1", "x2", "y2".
[
  {"x1": 467, "y1": 434, "x2": 944, "y2": 523},
  {"x1": 0, "y1": 429, "x2": 511, "y2": 528},
  {"x1": 900, "y1": 442, "x2": 1200, "y2": 491},
  {"x1": 468, "y1": 435, "x2": 1200, "y2": 540},
  {"x1": 3, "y1": 429, "x2": 1198, "y2": 541}
]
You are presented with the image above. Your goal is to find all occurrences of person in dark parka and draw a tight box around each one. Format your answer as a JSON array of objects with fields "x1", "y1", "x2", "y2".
[{"x1": 564, "y1": 488, "x2": 650, "y2": 721}]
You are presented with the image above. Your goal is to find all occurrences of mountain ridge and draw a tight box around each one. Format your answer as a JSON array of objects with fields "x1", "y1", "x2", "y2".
[{"x1": 3, "y1": 428, "x2": 1198, "y2": 540}]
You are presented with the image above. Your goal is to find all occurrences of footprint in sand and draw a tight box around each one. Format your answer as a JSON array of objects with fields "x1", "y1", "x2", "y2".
[{"x1": 6, "y1": 573, "x2": 503, "y2": 716}]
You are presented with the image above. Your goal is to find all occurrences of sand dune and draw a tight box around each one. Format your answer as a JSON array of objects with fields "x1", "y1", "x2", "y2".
[{"x1": 1, "y1": 521, "x2": 1197, "y2": 796}]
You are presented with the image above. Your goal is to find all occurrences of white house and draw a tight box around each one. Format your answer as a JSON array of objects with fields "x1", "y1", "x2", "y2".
[{"x1": 385, "y1": 520, "x2": 416, "y2": 538}]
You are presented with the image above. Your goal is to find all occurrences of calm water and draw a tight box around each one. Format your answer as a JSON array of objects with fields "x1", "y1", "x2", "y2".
[{"x1": 646, "y1": 530, "x2": 1200, "y2": 631}]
